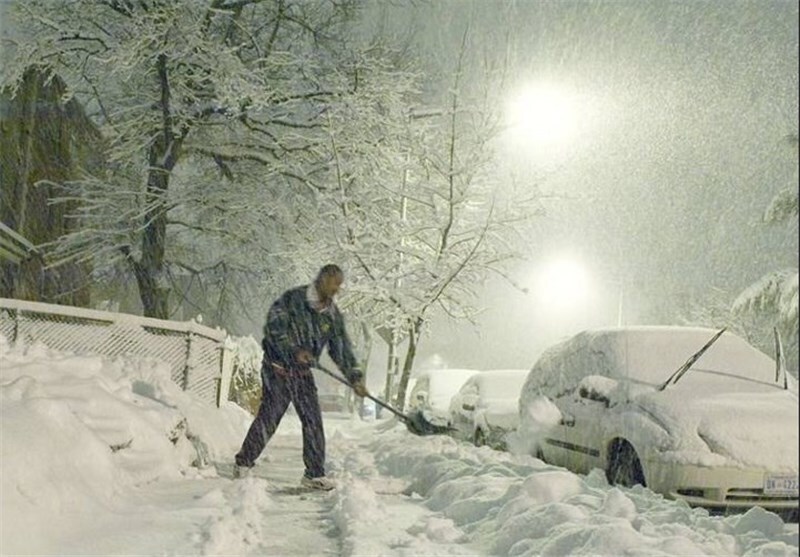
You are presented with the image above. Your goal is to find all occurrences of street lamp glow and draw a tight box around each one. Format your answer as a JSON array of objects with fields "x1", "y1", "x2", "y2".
[
  {"x1": 536, "y1": 258, "x2": 590, "y2": 309},
  {"x1": 507, "y1": 83, "x2": 578, "y2": 147}
]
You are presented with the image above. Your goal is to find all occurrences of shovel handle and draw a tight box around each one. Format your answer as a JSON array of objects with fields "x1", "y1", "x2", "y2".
[{"x1": 311, "y1": 363, "x2": 410, "y2": 423}]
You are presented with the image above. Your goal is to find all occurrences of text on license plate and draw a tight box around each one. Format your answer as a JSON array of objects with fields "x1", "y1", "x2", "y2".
[{"x1": 764, "y1": 474, "x2": 799, "y2": 496}]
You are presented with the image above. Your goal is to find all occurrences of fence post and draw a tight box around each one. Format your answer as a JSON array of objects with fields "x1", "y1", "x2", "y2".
[
  {"x1": 12, "y1": 308, "x2": 20, "y2": 342},
  {"x1": 217, "y1": 341, "x2": 234, "y2": 407},
  {"x1": 183, "y1": 331, "x2": 194, "y2": 391}
]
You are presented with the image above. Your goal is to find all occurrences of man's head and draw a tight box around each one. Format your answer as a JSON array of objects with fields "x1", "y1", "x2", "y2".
[{"x1": 314, "y1": 264, "x2": 344, "y2": 305}]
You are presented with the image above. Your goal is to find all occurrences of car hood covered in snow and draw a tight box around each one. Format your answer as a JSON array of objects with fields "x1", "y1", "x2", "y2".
[{"x1": 635, "y1": 381, "x2": 799, "y2": 472}]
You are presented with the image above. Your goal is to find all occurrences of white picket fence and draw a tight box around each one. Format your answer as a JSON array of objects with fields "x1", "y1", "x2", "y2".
[{"x1": 0, "y1": 297, "x2": 234, "y2": 407}]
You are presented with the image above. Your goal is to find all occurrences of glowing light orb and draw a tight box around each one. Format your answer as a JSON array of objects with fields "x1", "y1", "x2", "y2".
[
  {"x1": 536, "y1": 258, "x2": 590, "y2": 309},
  {"x1": 507, "y1": 83, "x2": 578, "y2": 147}
]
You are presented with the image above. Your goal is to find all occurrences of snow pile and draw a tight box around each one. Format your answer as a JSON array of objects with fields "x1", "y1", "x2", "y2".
[
  {"x1": 326, "y1": 427, "x2": 477, "y2": 556},
  {"x1": 368, "y1": 428, "x2": 798, "y2": 556},
  {"x1": 0, "y1": 334, "x2": 251, "y2": 554},
  {"x1": 197, "y1": 477, "x2": 275, "y2": 555}
]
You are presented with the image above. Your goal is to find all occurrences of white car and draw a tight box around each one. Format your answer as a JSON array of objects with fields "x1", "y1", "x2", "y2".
[
  {"x1": 407, "y1": 368, "x2": 479, "y2": 427},
  {"x1": 448, "y1": 369, "x2": 528, "y2": 449},
  {"x1": 518, "y1": 326, "x2": 799, "y2": 514}
]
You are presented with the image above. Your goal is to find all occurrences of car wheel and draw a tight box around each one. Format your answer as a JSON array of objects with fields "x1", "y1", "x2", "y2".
[
  {"x1": 534, "y1": 446, "x2": 545, "y2": 461},
  {"x1": 606, "y1": 440, "x2": 646, "y2": 488},
  {"x1": 473, "y1": 428, "x2": 486, "y2": 447}
]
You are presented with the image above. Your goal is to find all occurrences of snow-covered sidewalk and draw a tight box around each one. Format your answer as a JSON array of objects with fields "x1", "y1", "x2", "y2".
[{"x1": 2, "y1": 338, "x2": 798, "y2": 556}]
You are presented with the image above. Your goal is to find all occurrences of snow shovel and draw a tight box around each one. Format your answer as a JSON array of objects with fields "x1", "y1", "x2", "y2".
[{"x1": 312, "y1": 363, "x2": 451, "y2": 436}]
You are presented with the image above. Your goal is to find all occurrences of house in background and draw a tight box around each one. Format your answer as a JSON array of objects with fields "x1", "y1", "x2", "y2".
[{"x1": 1, "y1": 66, "x2": 103, "y2": 306}]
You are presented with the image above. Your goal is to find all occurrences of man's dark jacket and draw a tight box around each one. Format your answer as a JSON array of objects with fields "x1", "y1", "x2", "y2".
[{"x1": 262, "y1": 285, "x2": 362, "y2": 383}]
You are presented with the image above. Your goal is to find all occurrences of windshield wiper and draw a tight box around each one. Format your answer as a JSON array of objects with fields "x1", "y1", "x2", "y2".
[
  {"x1": 657, "y1": 327, "x2": 727, "y2": 391},
  {"x1": 773, "y1": 327, "x2": 789, "y2": 390}
]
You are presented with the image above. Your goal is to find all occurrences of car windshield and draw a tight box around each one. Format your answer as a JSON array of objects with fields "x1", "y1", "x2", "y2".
[
  {"x1": 526, "y1": 327, "x2": 779, "y2": 399},
  {"x1": 610, "y1": 327, "x2": 775, "y2": 387},
  {"x1": 658, "y1": 327, "x2": 727, "y2": 390}
]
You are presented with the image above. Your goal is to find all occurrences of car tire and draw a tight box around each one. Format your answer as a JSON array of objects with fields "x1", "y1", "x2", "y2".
[
  {"x1": 473, "y1": 428, "x2": 486, "y2": 447},
  {"x1": 606, "y1": 440, "x2": 646, "y2": 488}
]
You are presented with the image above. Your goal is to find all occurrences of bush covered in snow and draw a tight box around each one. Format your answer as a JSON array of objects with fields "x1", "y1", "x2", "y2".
[{"x1": 226, "y1": 335, "x2": 263, "y2": 414}]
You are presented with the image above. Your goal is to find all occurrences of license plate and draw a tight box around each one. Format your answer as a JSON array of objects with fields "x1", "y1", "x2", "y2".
[{"x1": 764, "y1": 474, "x2": 799, "y2": 496}]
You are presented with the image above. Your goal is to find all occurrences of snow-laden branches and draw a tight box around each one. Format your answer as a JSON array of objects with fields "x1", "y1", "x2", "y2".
[
  {"x1": 3, "y1": 0, "x2": 390, "y2": 321},
  {"x1": 763, "y1": 189, "x2": 799, "y2": 224},
  {"x1": 295, "y1": 22, "x2": 544, "y2": 403},
  {"x1": 733, "y1": 269, "x2": 799, "y2": 333},
  {"x1": 4, "y1": 0, "x2": 543, "y2": 361},
  {"x1": 730, "y1": 134, "x2": 799, "y2": 371}
]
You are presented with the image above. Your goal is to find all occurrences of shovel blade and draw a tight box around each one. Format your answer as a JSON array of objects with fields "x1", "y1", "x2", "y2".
[{"x1": 403, "y1": 410, "x2": 453, "y2": 436}]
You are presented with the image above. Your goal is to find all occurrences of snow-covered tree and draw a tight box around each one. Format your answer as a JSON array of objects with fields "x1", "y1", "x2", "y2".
[
  {"x1": 732, "y1": 133, "x2": 799, "y2": 372},
  {"x1": 314, "y1": 25, "x2": 542, "y2": 406},
  {"x1": 4, "y1": 2, "x2": 543, "y2": 402},
  {"x1": 1, "y1": 0, "x2": 415, "y2": 322}
]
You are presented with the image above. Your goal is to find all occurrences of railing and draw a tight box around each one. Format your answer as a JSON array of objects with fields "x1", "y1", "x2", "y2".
[{"x1": 0, "y1": 297, "x2": 234, "y2": 407}]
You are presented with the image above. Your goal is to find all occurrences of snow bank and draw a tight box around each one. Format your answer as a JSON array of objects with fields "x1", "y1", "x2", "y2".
[
  {"x1": 368, "y1": 427, "x2": 798, "y2": 556},
  {"x1": 0, "y1": 334, "x2": 251, "y2": 554}
]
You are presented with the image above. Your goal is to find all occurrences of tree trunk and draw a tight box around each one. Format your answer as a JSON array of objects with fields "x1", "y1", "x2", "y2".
[
  {"x1": 130, "y1": 53, "x2": 179, "y2": 319},
  {"x1": 394, "y1": 317, "x2": 422, "y2": 410},
  {"x1": 348, "y1": 321, "x2": 374, "y2": 416},
  {"x1": 131, "y1": 150, "x2": 172, "y2": 319}
]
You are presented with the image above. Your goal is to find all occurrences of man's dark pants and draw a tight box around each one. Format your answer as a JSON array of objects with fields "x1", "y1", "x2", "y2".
[{"x1": 235, "y1": 360, "x2": 326, "y2": 479}]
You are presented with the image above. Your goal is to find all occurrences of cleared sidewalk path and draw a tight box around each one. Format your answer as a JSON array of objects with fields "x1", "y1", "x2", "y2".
[{"x1": 209, "y1": 435, "x2": 341, "y2": 556}]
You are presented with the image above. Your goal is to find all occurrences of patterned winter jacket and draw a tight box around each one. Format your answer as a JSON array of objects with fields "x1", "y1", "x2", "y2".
[{"x1": 262, "y1": 285, "x2": 363, "y2": 384}]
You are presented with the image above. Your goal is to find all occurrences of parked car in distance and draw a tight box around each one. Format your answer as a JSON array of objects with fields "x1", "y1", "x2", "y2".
[
  {"x1": 359, "y1": 398, "x2": 376, "y2": 420},
  {"x1": 518, "y1": 326, "x2": 799, "y2": 515},
  {"x1": 407, "y1": 368, "x2": 480, "y2": 427},
  {"x1": 318, "y1": 392, "x2": 347, "y2": 413},
  {"x1": 448, "y1": 369, "x2": 528, "y2": 449}
]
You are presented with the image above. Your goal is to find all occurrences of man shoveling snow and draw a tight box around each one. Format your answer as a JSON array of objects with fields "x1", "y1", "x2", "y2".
[{"x1": 233, "y1": 264, "x2": 368, "y2": 490}]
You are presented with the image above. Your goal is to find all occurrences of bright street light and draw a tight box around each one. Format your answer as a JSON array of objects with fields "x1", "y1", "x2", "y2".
[
  {"x1": 534, "y1": 257, "x2": 591, "y2": 310},
  {"x1": 506, "y1": 82, "x2": 579, "y2": 148}
]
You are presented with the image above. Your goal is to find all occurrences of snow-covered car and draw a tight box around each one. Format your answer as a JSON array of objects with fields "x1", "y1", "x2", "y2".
[
  {"x1": 518, "y1": 326, "x2": 799, "y2": 514},
  {"x1": 407, "y1": 368, "x2": 480, "y2": 427},
  {"x1": 448, "y1": 369, "x2": 528, "y2": 449}
]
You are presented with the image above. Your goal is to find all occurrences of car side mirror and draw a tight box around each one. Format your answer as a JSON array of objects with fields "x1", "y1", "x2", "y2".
[
  {"x1": 577, "y1": 375, "x2": 618, "y2": 407},
  {"x1": 579, "y1": 385, "x2": 610, "y2": 407}
]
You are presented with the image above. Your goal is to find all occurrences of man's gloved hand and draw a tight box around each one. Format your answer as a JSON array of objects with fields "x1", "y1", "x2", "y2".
[
  {"x1": 294, "y1": 348, "x2": 314, "y2": 366},
  {"x1": 352, "y1": 379, "x2": 369, "y2": 398}
]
